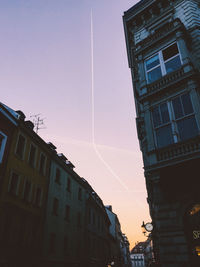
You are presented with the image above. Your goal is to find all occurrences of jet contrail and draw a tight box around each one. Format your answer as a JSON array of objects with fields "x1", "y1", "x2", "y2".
[{"x1": 90, "y1": 9, "x2": 129, "y2": 191}]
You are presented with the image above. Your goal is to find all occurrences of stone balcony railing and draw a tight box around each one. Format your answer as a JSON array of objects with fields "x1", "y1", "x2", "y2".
[
  {"x1": 156, "y1": 137, "x2": 200, "y2": 162},
  {"x1": 139, "y1": 64, "x2": 196, "y2": 102},
  {"x1": 148, "y1": 67, "x2": 184, "y2": 93}
]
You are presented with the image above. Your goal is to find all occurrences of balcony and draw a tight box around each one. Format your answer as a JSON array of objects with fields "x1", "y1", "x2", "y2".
[
  {"x1": 156, "y1": 137, "x2": 200, "y2": 162},
  {"x1": 139, "y1": 64, "x2": 196, "y2": 102}
]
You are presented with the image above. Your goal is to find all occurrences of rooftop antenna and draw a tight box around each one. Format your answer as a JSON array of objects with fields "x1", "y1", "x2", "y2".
[{"x1": 30, "y1": 114, "x2": 46, "y2": 133}]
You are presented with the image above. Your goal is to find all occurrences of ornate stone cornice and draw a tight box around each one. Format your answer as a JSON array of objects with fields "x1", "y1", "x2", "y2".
[{"x1": 135, "y1": 19, "x2": 184, "y2": 55}]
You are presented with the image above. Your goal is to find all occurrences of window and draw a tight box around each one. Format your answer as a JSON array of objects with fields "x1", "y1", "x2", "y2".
[
  {"x1": 8, "y1": 172, "x2": 19, "y2": 195},
  {"x1": 52, "y1": 198, "x2": 59, "y2": 216},
  {"x1": 78, "y1": 187, "x2": 82, "y2": 201},
  {"x1": 28, "y1": 144, "x2": 36, "y2": 167},
  {"x1": 35, "y1": 187, "x2": 42, "y2": 207},
  {"x1": 65, "y1": 205, "x2": 70, "y2": 222},
  {"x1": 16, "y1": 134, "x2": 25, "y2": 159},
  {"x1": 0, "y1": 132, "x2": 7, "y2": 163},
  {"x1": 55, "y1": 168, "x2": 61, "y2": 184},
  {"x1": 145, "y1": 43, "x2": 182, "y2": 83},
  {"x1": 39, "y1": 153, "x2": 46, "y2": 175},
  {"x1": 23, "y1": 180, "x2": 31, "y2": 202},
  {"x1": 66, "y1": 178, "x2": 71, "y2": 192},
  {"x1": 49, "y1": 233, "x2": 56, "y2": 254},
  {"x1": 77, "y1": 212, "x2": 81, "y2": 227},
  {"x1": 152, "y1": 93, "x2": 198, "y2": 148}
]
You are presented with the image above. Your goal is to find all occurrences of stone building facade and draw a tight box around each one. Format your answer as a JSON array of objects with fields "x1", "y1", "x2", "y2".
[
  {"x1": 42, "y1": 149, "x2": 87, "y2": 267},
  {"x1": 123, "y1": 0, "x2": 200, "y2": 266},
  {"x1": 0, "y1": 105, "x2": 51, "y2": 267},
  {"x1": 84, "y1": 182, "x2": 110, "y2": 267}
]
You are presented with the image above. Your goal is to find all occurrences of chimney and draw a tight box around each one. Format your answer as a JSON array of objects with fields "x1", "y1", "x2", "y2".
[
  {"x1": 25, "y1": 120, "x2": 34, "y2": 130},
  {"x1": 47, "y1": 142, "x2": 57, "y2": 150}
]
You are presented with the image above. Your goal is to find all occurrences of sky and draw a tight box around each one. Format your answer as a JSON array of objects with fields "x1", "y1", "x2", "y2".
[{"x1": 1, "y1": 0, "x2": 151, "y2": 249}]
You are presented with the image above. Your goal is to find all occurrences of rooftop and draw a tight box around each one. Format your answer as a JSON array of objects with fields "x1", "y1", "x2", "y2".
[{"x1": 124, "y1": 0, "x2": 155, "y2": 18}]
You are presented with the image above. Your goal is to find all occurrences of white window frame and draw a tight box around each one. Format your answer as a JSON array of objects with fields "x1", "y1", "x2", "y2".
[
  {"x1": 145, "y1": 42, "x2": 182, "y2": 84},
  {"x1": 152, "y1": 93, "x2": 199, "y2": 148},
  {"x1": 0, "y1": 131, "x2": 7, "y2": 163}
]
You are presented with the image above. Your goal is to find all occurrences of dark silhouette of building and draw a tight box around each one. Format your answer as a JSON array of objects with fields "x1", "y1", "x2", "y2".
[
  {"x1": 123, "y1": 0, "x2": 200, "y2": 265},
  {"x1": 0, "y1": 102, "x2": 130, "y2": 267}
]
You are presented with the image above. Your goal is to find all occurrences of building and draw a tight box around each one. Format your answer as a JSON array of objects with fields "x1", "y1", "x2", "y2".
[
  {"x1": 106, "y1": 205, "x2": 125, "y2": 267},
  {"x1": 123, "y1": 0, "x2": 200, "y2": 265},
  {"x1": 0, "y1": 104, "x2": 18, "y2": 187},
  {"x1": 131, "y1": 238, "x2": 154, "y2": 267},
  {"x1": 41, "y1": 147, "x2": 86, "y2": 267},
  {"x1": 0, "y1": 105, "x2": 51, "y2": 267},
  {"x1": 144, "y1": 236, "x2": 154, "y2": 267},
  {"x1": 84, "y1": 182, "x2": 110, "y2": 267},
  {"x1": 0, "y1": 102, "x2": 131, "y2": 266},
  {"x1": 131, "y1": 242, "x2": 146, "y2": 267},
  {"x1": 120, "y1": 233, "x2": 131, "y2": 267}
]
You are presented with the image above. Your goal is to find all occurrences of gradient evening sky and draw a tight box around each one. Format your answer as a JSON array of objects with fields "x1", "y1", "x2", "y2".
[{"x1": 1, "y1": 0, "x2": 150, "y2": 248}]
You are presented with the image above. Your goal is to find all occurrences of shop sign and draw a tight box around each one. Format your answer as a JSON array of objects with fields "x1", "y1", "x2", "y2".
[{"x1": 193, "y1": 230, "x2": 200, "y2": 240}]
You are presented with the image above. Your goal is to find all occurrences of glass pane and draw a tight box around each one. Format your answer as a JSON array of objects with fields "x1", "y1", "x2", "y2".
[
  {"x1": 165, "y1": 55, "x2": 181, "y2": 73},
  {"x1": 160, "y1": 103, "x2": 170, "y2": 123},
  {"x1": 177, "y1": 116, "x2": 199, "y2": 141},
  {"x1": 156, "y1": 125, "x2": 174, "y2": 148},
  {"x1": 172, "y1": 97, "x2": 183, "y2": 119},
  {"x1": 152, "y1": 107, "x2": 161, "y2": 127},
  {"x1": 181, "y1": 93, "x2": 194, "y2": 115},
  {"x1": 145, "y1": 54, "x2": 160, "y2": 70},
  {"x1": 162, "y1": 43, "x2": 179, "y2": 61},
  {"x1": 147, "y1": 67, "x2": 162, "y2": 83}
]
